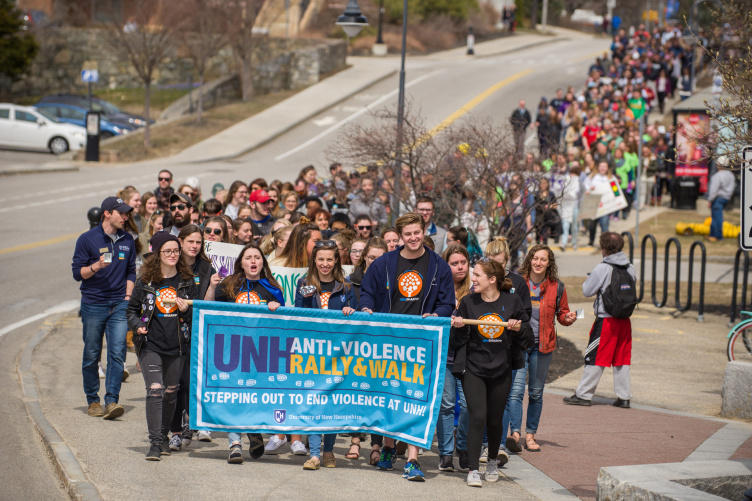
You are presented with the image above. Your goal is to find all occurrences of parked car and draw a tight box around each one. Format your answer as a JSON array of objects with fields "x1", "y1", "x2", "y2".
[
  {"x1": 34, "y1": 102, "x2": 133, "y2": 138},
  {"x1": 0, "y1": 104, "x2": 86, "y2": 154},
  {"x1": 36, "y1": 94, "x2": 153, "y2": 129}
]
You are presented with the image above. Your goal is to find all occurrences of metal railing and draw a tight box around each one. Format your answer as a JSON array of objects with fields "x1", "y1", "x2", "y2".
[{"x1": 730, "y1": 249, "x2": 751, "y2": 326}]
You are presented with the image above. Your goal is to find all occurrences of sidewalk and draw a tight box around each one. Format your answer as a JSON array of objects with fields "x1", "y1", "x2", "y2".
[{"x1": 25, "y1": 306, "x2": 752, "y2": 501}]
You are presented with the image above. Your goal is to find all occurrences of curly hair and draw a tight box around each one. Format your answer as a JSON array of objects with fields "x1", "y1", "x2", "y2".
[
  {"x1": 518, "y1": 244, "x2": 559, "y2": 282},
  {"x1": 139, "y1": 247, "x2": 194, "y2": 284}
]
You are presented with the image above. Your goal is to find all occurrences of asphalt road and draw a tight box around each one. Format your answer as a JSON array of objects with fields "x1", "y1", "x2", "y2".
[{"x1": 0, "y1": 35, "x2": 609, "y2": 498}]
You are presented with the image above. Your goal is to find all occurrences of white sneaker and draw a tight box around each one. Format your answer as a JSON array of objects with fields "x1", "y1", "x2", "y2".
[
  {"x1": 467, "y1": 470, "x2": 482, "y2": 487},
  {"x1": 197, "y1": 430, "x2": 212, "y2": 442},
  {"x1": 485, "y1": 459, "x2": 500, "y2": 482},
  {"x1": 497, "y1": 448, "x2": 509, "y2": 467},
  {"x1": 479, "y1": 445, "x2": 488, "y2": 463},
  {"x1": 290, "y1": 440, "x2": 308, "y2": 455},
  {"x1": 264, "y1": 435, "x2": 287, "y2": 454},
  {"x1": 169, "y1": 434, "x2": 182, "y2": 452},
  {"x1": 98, "y1": 363, "x2": 105, "y2": 379}
]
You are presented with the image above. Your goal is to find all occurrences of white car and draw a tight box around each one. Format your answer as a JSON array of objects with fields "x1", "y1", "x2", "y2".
[{"x1": 0, "y1": 103, "x2": 87, "y2": 154}]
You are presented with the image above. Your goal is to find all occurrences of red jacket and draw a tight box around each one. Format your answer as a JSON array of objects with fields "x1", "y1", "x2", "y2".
[{"x1": 527, "y1": 277, "x2": 575, "y2": 354}]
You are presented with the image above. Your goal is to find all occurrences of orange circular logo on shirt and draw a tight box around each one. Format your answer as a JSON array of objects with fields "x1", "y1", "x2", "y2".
[
  {"x1": 320, "y1": 292, "x2": 332, "y2": 309},
  {"x1": 156, "y1": 287, "x2": 177, "y2": 314},
  {"x1": 235, "y1": 291, "x2": 262, "y2": 305},
  {"x1": 397, "y1": 271, "x2": 423, "y2": 298},
  {"x1": 478, "y1": 313, "x2": 504, "y2": 339}
]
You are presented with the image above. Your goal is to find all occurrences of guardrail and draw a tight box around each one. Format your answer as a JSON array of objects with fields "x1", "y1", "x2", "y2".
[{"x1": 730, "y1": 248, "x2": 750, "y2": 326}]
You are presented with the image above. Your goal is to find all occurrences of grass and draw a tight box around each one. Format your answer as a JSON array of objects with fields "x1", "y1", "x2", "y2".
[
  {"x1": 98, "y1": 91, "x2": 296, "y2": 162},
  {"x1": 625, "y1": 207, "x2": 743, "y2": 258},
  {"x1": 97, "y1": 87, "x2": 190, "y2": 117}
]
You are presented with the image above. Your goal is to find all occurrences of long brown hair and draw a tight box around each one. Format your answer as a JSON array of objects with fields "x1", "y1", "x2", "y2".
[
  {"x1": 475, "y1": 258, "x2": 513, "y2": 293},
  {"x1": 304, "y1": 242, "x2": 350, "y2": 293},
  {"x1": 355, "y1": 237, "x2": 388, "y2": 270},
  {"x1": 442, "y1": 244, "x2": 471, "y2": 303},
  {"x1": 222, "y1": 243, "x2": 281, "y2": 298},
  {"x1": 277, "y1": 219, "x2": 319, "y2": 268},
  {"x1": 518, "y1": 244, "x2": 559, "y2": 282},
  {"x1": 177, "y1": 224, "x2": 210, "y2": 263},
  {"x1": 204, "y1": 216, "x2": 230, "y2": 243},
  {"x1": 139, "y1": 191, "x2": 155, "y2": 219},
  {"x1": 224, "y1": 180, "x2": 247, "y2": 206},
  {"x1": 140, "y1": 245, "x2": 194, "y2": 284}
]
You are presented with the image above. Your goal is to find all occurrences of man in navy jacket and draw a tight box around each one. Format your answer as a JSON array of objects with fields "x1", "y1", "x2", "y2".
[
  {"x1": 360, "y1": 212, "x2": 455, "y2": 481},
  {"x1": 72, "y1": 196, "x2": 136, "y2": 420}
]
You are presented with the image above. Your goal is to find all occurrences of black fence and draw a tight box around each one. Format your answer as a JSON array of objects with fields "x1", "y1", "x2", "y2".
[{"x1": 730, "y1": 248, "x2": 751, "y2": 326}]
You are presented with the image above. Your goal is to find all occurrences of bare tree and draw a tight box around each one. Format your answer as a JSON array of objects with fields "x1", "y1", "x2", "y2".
[
  {"x1": 104, "y1": 0, "x2": 183, "y2": 148},
  {"x1": 181, "y1": 0, "x2": 228, "y2": 123},
  {"x1": 224, "y1": 0, "x2": 267, "y2": 102}
]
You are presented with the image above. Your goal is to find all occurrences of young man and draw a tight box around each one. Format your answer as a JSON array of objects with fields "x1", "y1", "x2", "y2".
[
  {"x1": 154, "y1": 169, "x2": 175, "y2": 211},
  {"x1": 248, "y1": 189, "x2": 277, "y2": 236},
  {"x1": 201, "y1": 198, "x2": 223, "y2": 219},
  {"x1": 416, "y1": 197, "x2": 447, "y2": 254},
  {"x1": 564, "y1": 232, "x2": 635, "y2": 408},
  {"x1": 165, "y1": 193, "x2": 193, "y2": 236},
  {"x1": 71, "y1": 196, "x2": 137, "y2": 419},
  {"x1": 707, "y1": 156, "x2": 736, "y2": 242},
  {"x1": 360, "y1": 212, "x2": 455, "y2": 481}
]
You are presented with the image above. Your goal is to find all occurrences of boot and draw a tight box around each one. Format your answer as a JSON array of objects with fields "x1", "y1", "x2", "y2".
[{"x1": 126, "y1": 331, "x2": 135, "y2": 352}]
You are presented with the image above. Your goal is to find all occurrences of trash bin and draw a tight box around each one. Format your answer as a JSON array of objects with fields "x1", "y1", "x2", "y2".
[{"x1": 673, "y1": 176, "x2": 699, "y2": 210}]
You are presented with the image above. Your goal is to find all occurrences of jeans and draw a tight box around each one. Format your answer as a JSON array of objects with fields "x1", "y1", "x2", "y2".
[
  {"x1": 559, "y1": 205, "x2": 579, "y2": 248},
  {"x1": 588, "y1": 215, "x2": 610, "y2": 246},
  {"x1": 308, "y1": 433, "x2": 336, "y2": 458},
  {"x1": 508, "y1": 348, "x2": 554, "y2": 435},
  {"x1": 437, "y1": 365, "x2": 468, "y2": 455},
  {"x1": 138, "y1": 349, "x2": 183, "y2": 446},
  {"x1": 80, "y1": 301, "x2": 128, "y2": 405},
  {"x1": 710, "y1": 197, "x2": 729, "y2": 239}
]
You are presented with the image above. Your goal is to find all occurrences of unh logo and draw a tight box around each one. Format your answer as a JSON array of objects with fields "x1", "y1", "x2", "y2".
[{"x1": 274, "y1": 409, "x2": 286, "y2": 423}]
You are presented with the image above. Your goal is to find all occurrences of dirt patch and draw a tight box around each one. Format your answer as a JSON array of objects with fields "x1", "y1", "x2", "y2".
[{"x1": 548, "y1": 336, "x2": 583, "y2": 383}]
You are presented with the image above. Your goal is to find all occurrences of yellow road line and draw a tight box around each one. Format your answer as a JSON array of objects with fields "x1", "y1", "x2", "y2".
[{"x1": 0, "y1": 232, "x2": 81, "y2": 255}]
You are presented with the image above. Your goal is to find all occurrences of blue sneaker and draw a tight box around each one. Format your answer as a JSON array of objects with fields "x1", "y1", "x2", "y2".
[
  {"x1": 377, "y1": 447, "x2": 396, "y2": 470},
  {"x1": 403, "y1": 459, "x2": 425, "y2": 481}
]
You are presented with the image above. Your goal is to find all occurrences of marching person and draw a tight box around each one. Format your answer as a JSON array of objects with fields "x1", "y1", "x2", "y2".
[
  {"x1": 72, "y1": 196, "x2": 136, "y2": 420},
  {"x1": 126, "y1": 232, "x2": 199, "y2": 460},
  {"x1": 450, "y1": 258, "x2": 533, "y2": 487},
  {"x1": 211, "y1": 243, "x2": 285, "y2": 463},
  {"x1": 294, "y1": 240, "x2": 357, "y2": 469},
  {"x1": 360, "y1": 212, "x2": 455, "y2": 482}
]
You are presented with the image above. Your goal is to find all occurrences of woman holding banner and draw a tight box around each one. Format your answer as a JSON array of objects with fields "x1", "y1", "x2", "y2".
[
  {"x1": 450, "y1": 258, "x2": 533, "y2": 487},
  {"x1": 294, "y1": 240, "x2": 357, "y2": 469},
  {"x1": 126, "y1": 232, "x2": 199, "y2": 461},
  {"x1": 213, "y1": 243, "x2": 285, "y2": 464}
]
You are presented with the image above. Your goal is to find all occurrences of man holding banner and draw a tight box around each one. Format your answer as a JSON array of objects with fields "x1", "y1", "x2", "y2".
[{"x1": 360, "y1": 212, "x2": 455, "y2": 481}]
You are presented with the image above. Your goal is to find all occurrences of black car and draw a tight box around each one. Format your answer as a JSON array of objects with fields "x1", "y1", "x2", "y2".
[{"x1": 36, "y1": 94, "x2": 153, "y2": 129}]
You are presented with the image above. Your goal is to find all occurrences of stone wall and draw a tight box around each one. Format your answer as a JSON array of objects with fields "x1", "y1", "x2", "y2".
[{"x1": 11, "y1": 27, "x2": 346, "y2": 99}]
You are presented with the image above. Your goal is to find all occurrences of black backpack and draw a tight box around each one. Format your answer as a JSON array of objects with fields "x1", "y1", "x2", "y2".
[{"x1": 599, "y1": 263, "x2": 638, "y2": 319}]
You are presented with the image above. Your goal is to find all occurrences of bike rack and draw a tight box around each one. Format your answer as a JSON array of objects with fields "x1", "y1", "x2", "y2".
[
  {"x1": 621, "y1": 231, "x2": 634, "y2": 264},
  {"x1": 730, "y1": 249, "x2": 750, "y2": 326},
  {"x1": 638, "y1": 234, "x2": 659, "y2": 306},
  {"x1": 680, "y1": 241, "x2": 706, "y2": 322}
]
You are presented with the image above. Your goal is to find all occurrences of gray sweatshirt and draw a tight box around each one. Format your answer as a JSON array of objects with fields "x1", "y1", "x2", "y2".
[
  {"x1": 708, "y1": 170, "x2": 736, "y2": 203},
  {"x1": 582, "y1": 251, "x2": 636, "y2": 318}
]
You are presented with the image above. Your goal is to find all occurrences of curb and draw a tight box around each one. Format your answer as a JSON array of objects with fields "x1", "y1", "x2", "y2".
[
  {"x1": 16, "y1": 314, "x2": 102, "y2": 501},
  {"x1": 0, "y1": 164, "x2": 80, "y2": 176},
  {"x1": 475, "y1": 37, "x2": 568, "y2": 59}
]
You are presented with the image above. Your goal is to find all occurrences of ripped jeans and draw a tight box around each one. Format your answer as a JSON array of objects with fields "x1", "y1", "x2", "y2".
[{"x1": 138, "y1": 349, "x2": 184, "y2": 446}]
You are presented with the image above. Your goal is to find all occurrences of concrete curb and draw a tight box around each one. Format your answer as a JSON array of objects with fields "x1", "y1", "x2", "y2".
[
  {"x1": 16, "y1": 315, "x2": 102, "y2": 501},
  {"x1": 475, "y1": 37, "x2": 568, "y2": 59},
  {"x1": 0, "y1": 164, "x2": 80, "y2": 176}
]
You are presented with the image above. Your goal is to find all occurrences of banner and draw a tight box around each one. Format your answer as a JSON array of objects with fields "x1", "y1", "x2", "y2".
[
  {"x1": 189, "y1": 301, "x2": 449, "y2": 448},
  {"x1": 579, "y1": 179, "x2": 628, "y2": 219}
]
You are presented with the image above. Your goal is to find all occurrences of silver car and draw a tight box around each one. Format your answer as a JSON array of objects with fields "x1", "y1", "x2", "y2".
[{"x1": 0, "y1": 103, "x2": 87, "y2": 154}]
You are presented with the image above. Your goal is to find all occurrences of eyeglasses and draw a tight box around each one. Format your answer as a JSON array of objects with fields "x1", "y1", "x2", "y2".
[
  {"x1": 350, "y1": 248, "x2": 363, "y2": 255},
  {"x1": 159, "y1": 177, "x2": 171, "y2": 182},
  {"x1": 160, "y1": 249, "x2": 181, "y2": 256},
  {"x1": 314, "y1": 240, "x2": 337, "y2": 249},
  {"x1": 204, "y1": 228, "x2": 222, "y2": 236},
  {"x1": 357, "y1": 225, "x2": 372, "y2": 230},
  {"x1": 170, "y1": 204, "x2": 188, "y2": 211}
]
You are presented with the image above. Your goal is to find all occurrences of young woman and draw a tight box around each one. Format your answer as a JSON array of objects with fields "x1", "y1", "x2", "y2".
[
  {"x1": 331, "y1": 230, "x2": 354, "y2": 265},
  {"x1": 348, "y1": 237, "x2": 388, "y2": 306},
  {"x1": 203, "y1": 216, "x2": 230, "y2": 244},
  {"x1": 299, "y1": 165, "x2": 322, "y2": 197},
  {"x1": 380, "y1": 227, "x2": 400, "y2": 252},
  {"x1": 224, "y1": 181, "x2": 249, "y2": 220},
  {"x1": 294, "y1": 240, "x2": 356, "y2": 469},
  {"x1": 349, "y1": 238, "x2": 367, "y2": 266},
  {"x1": 450, "y1": 258, "x2": 532, "y2": 487},
  {"x1": 353, "y1": 215, "x2": 373, "y2": 239},
  {"x1": 534, "y1": 178, "x2": 562, "y2": 245},
  {"x1": 139, "y1": 191, "x2": 158, "y2": 222},
  {"x1": 264, "y1": 220, "x2": 293, "y2": 262},
  {"x1": 282, "y1": 191, "x2": 300, "y2": 213},
  {"x1": 506, "y1": 245, "x2": 576, "y2": 453},
  {"x1": 212, "y1": 243, "x2": 284, "y2": 463},
  {"x1": 436, "y1": 244, "x2": 471, "y2": 473},
  {"x1": 559, "y1": 165, "x2": 582, "y2": 251},
  {"x1": 237, "y1": 204, "x2": 253, "y2": 220},
  {"x1": 232, "y1": 218, "x2": 255, "y2": 246},
  {"x1": 126, "y1": 233, "x2": 198, "y2": 461},
  {"x1": 275, "y1": 220, "x2": 321, "y2": 268},
  {"x1": 310, "y1": 207, "x2": 331, "y2": 232},
  {"x1": 585, "y1": 161, "x2": 616, "y2": 246}
]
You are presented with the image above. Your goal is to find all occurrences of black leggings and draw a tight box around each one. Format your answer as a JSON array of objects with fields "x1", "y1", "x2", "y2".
[
  {"x1": 463, "y1": 369, "x2": 513, "y2": 471},
  {"x1": 138, "y1": 349, "x2": 183, "y2": 446}
]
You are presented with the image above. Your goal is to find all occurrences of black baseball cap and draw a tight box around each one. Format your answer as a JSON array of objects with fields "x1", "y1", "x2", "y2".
[
  {"x1": 101, "y1": 196, "x2": 133, "y2": 213},
  {"x1": 149, "y1": 232, "x2": 180, "y2": 254}
]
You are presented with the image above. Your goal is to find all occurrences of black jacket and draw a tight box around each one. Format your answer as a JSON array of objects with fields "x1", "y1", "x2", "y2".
[
  {"x1": 347, "y1": 266, "x2": 365, "y2": 307},
  {"x1": 193, "y1": 258, "x2": 215, "y2": 300}
]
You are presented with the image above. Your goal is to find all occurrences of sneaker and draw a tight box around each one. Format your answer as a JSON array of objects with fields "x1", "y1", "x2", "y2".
[
  {"x1": 467, "y1": 470, "x2": 482, "y2": 487},
  {"x1": 438, "y1": 455, "x2": 455, "y2": 472},
  {"x1": 479, "y1": 445, "x2": 488, "y2": 463},
  {"x1": 376, "y1": 446, "x2": 396, "y2": 470},
  {"x1": 160, "y1": 436, "x2": 171, "y2": 456},
  {"x1": 182, "y1": 429, "x2": 193, "y2": 448},
  {"x1": 457, "y1": 449, "x2": 470, "y2": 471},
  {"x1": 563, "y1": 394, "x2": 592, "y2": 406},
  {"x1": 98, "y1": 363, "x2": 105, "y2": 379},
  {"x1": 87, "y1": 402, "x2": 104, "y2": 417},
  {"x1": 197, "y1": 430, "x2": 212, "y2": 442},
  {"x1": 102, "y1": 402, "x2": 124, "y2": 420},
  {"x1": 403, "y1": 459, "x2": 425, "y2": 482},
  {"x1": 247, "y1": 433, "x2": 264, "y2": 459},
  {"x1": 169, "y1": 434, "x2": 182, "y2": 452},
  {"x1": 290, "y1": 440, "x2": 307, "y2": 455},
  {"x1": 264, "y1": 435, "x2": 287, "y2": 454},
  {"x1": 485, "y1": 459, "x2": 500, "y2": 482},
  {"x1": 146, "y1": 445, "x2": 162, "y2": 461},
  {"x1": 497, "y1": 448, "x2": 509, "y2": 467},
  {"x1": 228, "y1": 444, "x2": 243, "y2": 464},
  {"x1": 122, "y1": 368, "x2": 129, "y2": 381}
]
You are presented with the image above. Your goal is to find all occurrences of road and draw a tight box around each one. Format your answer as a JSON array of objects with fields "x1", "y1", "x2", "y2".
[{"x1": 0, "y1": 34, "x2": 609, "y2": 498}]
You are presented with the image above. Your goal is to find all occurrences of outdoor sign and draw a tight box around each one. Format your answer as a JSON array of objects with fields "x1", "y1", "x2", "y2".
[
  {"x1": 579, "y1": 179, "x2": 629, "y2": 220},
  {"x1": 188, "y1": 301, "x2": 449, "y2": 448},
  {"x1": 675, "y1": 112, "x2": 711, "y2": 193},
  {"x1": 81, "y1": 69, "x2": 99, "y2": 83},
  {"x1": 742, "y1": 147, "x2": 752, "y2": 251}
]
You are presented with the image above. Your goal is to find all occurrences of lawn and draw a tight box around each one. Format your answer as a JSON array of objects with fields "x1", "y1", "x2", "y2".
[{"x1": 97, "y1": 87, "x2": 190, "y2": 117}]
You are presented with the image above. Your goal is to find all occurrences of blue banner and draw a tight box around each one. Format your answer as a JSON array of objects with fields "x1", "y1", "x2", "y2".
[{"x1": 189, "y1": 301, "x2": 449, "y2": 448}]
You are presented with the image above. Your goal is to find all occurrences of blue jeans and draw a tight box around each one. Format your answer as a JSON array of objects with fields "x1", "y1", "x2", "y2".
[
  {"x1": 560, "y1": 206, "x2": 579, "y2": 248},
  {"x1": 710, "y1": 197, "x2": 728, "y2": 239},
  {"x1": 308, "y1": 433, "x2": 336, "y2": 458},
  {"x1": 507, "y1": 348, "x2": 553, "y2": 435},
  {"x1": 80, "y1": 301, "x2": 128, "y2": 405},
  {"x1": 437, "y1": 365, "x2": 468, "y2": 455}
]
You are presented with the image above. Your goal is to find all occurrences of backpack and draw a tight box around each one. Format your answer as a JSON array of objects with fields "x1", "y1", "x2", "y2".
[{"x1": 599, "y1": 263, "x2": 638, "y2": 319}]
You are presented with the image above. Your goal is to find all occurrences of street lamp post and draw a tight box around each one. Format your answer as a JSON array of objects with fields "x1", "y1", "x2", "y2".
[
  {"x1": 336, "y1": 0, "x2": 368, "y2": 38},
  {"x1": 373, "y1": 0, "x2": 387, "y2": 56},
  {"x1": 392, "y1": 0, "x2": 409, "y2": 218},
  {"x1": 687, "y1": 0, "x2": 723, "y2": 97}
]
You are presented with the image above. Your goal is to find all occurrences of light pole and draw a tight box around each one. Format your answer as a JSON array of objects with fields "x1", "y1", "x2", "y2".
[
  {"x1": 687, "y1": 0, "x2": 722, "y2": 98},
  {"x1": 392, "y1": 0, "x2": 408, "y2": 218},
  {"x1": 336, "y1": 0, "x2": 368, "y2": 38},
  {"x1": 373, "y1": 0, "x2": 387, "y2": 56}
]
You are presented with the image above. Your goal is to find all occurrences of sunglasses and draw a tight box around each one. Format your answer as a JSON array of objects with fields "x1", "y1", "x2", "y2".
[
  {"x1": 203, "y1": 228, "x2": 223, "y2": 236},
  {"x1": 170, "y1": 204, "x2": 187, "y2": 211},
  {"x1": 159, "y1": 177, "x2": 171, "y2": 181},
  {"x1": 314, "y1": 240, "x2": 338, "y2": 249},
  {"x1": 357, "y1": 225, "x2": 372, "y2": 230}
]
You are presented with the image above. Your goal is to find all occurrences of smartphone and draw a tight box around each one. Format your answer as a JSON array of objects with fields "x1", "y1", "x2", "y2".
[
  {"x1": 103, "y1": 253, "x2": 113, "y2": 263},
  {"x1": 300, "y1": 285, "x2": 317, "y2": 297}
]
